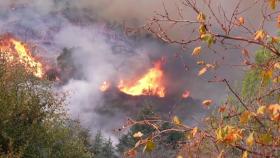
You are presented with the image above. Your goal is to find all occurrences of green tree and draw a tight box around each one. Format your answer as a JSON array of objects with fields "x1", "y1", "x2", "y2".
[
  {"x1": 0, "y1": 53, "x2": 92, "y2": 158},
  {"x1": 92, "y1": 131, "x2": 117, "y2": 158},
  {"x1": 102, "y1": 138, "x2": 117, "y2": 158},
  {"x1": 92, "y1": 131, "x2": 104, "y2": 158}
]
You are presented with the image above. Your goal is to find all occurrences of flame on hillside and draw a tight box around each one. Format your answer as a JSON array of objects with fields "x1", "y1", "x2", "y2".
[
  {"x1": 0, "y1": 35, "x2": 44, "y2": 78},
  {"x1": 117, "y1": 61, "x2": 165, "y2": 97}
]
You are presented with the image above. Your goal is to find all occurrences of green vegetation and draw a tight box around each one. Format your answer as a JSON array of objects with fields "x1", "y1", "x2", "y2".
[
  {"x1": 0, "y1": 53, "x2": 119, "y2": 157},
  {"x1": 0, "y1": 55, "x2": 93, "y2": 157}
]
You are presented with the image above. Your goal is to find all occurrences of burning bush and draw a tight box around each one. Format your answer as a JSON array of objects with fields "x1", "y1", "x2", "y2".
[{"x1": 0, "y1": 34, "x2": 44, "y2": 78}]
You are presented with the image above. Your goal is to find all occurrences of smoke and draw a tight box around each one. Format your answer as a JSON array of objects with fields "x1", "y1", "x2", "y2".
[
  {"x1": 0, "y1": 0, "x2": 152, "y2": 141},
  {"x1": 0, "y1": 0, "x2": 263, "y2": 143},
  {"x1": 53, "y1": 24, "x2": 154, "y2": 141},
  {"x1": 0, "y1": 0, "x2": 191, "y2": 142}
]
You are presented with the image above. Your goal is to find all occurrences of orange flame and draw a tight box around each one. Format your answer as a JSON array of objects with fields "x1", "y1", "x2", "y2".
[
  {"x1": 0, "y1": 35, "x2": 44, "y2": 78},
  {"x1": 100, "y1": 81, "x2": 110, "y2": 92},
  {"x1": 118, "y1": 61, "x2": 165, "y2": 97}
]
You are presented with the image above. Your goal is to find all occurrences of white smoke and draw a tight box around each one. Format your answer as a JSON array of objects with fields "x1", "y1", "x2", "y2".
[
  {"x1": 53, "y1": 24, "x2": 152, "y2": 141},
  {"x1": 0, "y1": 0, "x2": 154, "y2": 142},
  {"x1": 0, "y1": 0, "x2": 256, "y2": 143}
]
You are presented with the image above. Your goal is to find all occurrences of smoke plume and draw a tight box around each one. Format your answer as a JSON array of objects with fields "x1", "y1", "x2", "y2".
[{"x1": 0, "y1": 0, "x2": 258, "y2": 142}]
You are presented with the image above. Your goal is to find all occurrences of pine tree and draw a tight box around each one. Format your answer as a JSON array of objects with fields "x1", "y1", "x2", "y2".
[
  {"x1": 92, "y1": 131, "x2": 104, "y2": 158},
  {"x1": 102, "y1": 138, "x2": 117, "y2": 158}
]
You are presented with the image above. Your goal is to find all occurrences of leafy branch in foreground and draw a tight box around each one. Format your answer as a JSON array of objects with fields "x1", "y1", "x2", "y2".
[{"x1": 121, "y1": 1, "x2": 280, "y2": 157}]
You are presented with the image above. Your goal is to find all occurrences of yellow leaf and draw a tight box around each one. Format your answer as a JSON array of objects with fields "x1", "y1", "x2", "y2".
[
  {"x1": 237, "y1": 17, "x2": 245, "y2": 25},
  {"x1": 198, "y1": 67, "x2": 208, "y2": 76},
  {"x1": 199, "y1": 24, "x2": 207, "y2": 35},
  {"x1": 201, "y1": 33, "x2": 216, "y2": 46},
  {"x1": 177, "y1": 155, "x2": 183, "y2": 158},
  {"x1": 197, "y1": 12, "x2": 206, "y2": 22},
  {"x1": 224, "y1": 129, "x2": 243, "y2": 143},
  {"x1": 206, "y1": 64, "x2": 215, "y2": 69},
  {"x1": 269, "y1": 0, "x2": 277, "y2": 10},
  {"x1": 215, "y1": 127, "x2": 223, "y2": 141},
  {"x1": 143, "y1": 139, "x2": 155, "y2": 153},
  {"x1": 191, "y1": 127, "x2": 198, "y2": 137},
  {"x1": 257, "y1": 106, "x2": 266, "y2": 115},
  {"x1": 261, "y1": 70, "x2": 273, "y2": 85},
  {"x1": 197, "y1": 61, "x2": 205, "y2": 65},
  {"x1": 271, "y1": 36, "x2": 280, "y2": 43},
  {"x1": 240, "y1": 111, "x2": 251, "y2": 124},
  {"x1": 246, "y1": 132, "x2": 254, "y2": 147},
  {"x1": 200, "y1": 33, "x2": 207, "y2": 39},
  {"x1": 242, "y1": 151, "x2": 248, "y2": 158},
  {"x1": 173, "y1": 116, "x2": 182, "y2": 125},
  {"x1": 192, "y1": 46, "x2": 201, "y2": 56},
  {"x1": 202, "y1": 99, "x2": 212, "y2": 107},
  {"x1": 274, "y1": 62, "x2": 280, "y2": 69},
  {"x1": 133, "y1": 131, "x2": 143, "y2": 138},
  {"x1": 262, "y1": 70, "x2": 273, "y2": 79},
  {"x1": 254, "y1": 30, "x2": 266, "y2": 41},
  {"x1": 216, "y1": 125, "x2": 243, "y2": 144},
  {"x1": 268, "y1": 104, "x2": 280, "y2": 121}
]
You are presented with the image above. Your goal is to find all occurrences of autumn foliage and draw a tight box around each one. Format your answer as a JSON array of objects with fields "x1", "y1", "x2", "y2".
[{"x1": 121, "y1": 1, "x2": 280, "y2": 158}]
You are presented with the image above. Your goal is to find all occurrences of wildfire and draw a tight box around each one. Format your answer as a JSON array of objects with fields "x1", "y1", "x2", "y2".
[
  {"x1": 118, "y1": 61, "x2": 166, "y2": 97},
  {"x1": 100, "y1": 81, "x2": 110, "y2": 92},
  {"x1": 0, "y1": 35, "x2": 44, "y2": 78}
]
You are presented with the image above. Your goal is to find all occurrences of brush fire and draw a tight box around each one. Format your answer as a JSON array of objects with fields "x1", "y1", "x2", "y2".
[
  {"x1": 0, "y1": 35, "x2": 44, "y2": 78},
  {"x1": 100, "y1": 61, "x2": 166, "y2": 98},
  {"x1": 0, "y1": 33, "x2": 167, "y2": 98}
]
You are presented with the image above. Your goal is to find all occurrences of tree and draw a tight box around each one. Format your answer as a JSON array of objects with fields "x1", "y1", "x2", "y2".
[
  {"x1": 0, "y1": 52, "x2": 92, "y2": 157},
  {"x1": 91, "y1": 131, "x2": 117, "y2": 158},
  {"x1": 102, "y1": 138, "x2": 117, "y2": 158},
  {"x1": 92, "y1": 131, "x2": 104, "y2": 157},
  {"x1": 120, "y1": 1, "x2": 280, "y2": 157}
]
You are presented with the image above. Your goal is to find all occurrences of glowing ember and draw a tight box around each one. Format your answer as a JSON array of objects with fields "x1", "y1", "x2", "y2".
[
  {"x1": 0, "y1": 35, "x2": 44, "y2": 78},
  {"x1": 100, "y1": 81, "x2": 110, "y2": 92},
  {"x1": 182, "y1": 90, "x2": 190, "y2": 98},
  {"x1": 118, "y1": 61, "x2": 166, "y2": 97}
]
